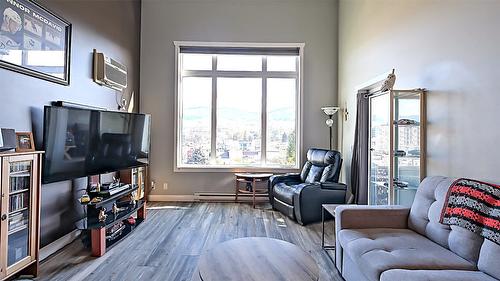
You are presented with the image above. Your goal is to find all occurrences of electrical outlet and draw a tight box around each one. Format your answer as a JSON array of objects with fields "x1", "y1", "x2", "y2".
[
  {"x1": 163, "y1": 183, "x2": 168, "y2": 190},
  {"x1": 151, "y1": 180, "x2": 156, "y2": 189}
]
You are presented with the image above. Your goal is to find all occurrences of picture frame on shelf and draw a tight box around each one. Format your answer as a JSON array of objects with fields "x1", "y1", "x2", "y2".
[
  {"x1": 0, "y1": 0, "x2": 72, "y2": 85},
  {"x1": 15, "y1": 132, "x2": 35, "y2": 152}
]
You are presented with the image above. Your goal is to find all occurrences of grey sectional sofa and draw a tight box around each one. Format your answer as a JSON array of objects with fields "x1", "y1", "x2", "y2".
[{"x1": 335, "y1": 176, "x2": 500, "y2": 281}]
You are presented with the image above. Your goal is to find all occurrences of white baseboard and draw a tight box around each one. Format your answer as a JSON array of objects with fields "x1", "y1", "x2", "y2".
[
  {"x1": 148, "y1": 194, "x2": 196, "y2": 202},
  {"x1": 40, "y1": 229, "x2": 81, "y2": 261}
]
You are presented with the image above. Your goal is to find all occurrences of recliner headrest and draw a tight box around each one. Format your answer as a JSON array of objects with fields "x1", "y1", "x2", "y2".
[{"x1": 306, "y1": 148, "x2": 341, "y2": 166}]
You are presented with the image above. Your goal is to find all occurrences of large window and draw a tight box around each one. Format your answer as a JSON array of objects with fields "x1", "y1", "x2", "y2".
[{"x1": 175, "y1": 42, "x2": 303, "y2": 170}]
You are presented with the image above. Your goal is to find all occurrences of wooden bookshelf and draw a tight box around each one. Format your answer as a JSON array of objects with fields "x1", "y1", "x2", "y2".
[{"x1": 0, "y1": 151, "x2": 43, "y2": 281}]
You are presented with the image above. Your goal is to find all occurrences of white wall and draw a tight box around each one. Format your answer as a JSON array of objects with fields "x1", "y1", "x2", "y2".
[
  {"x1": 339, "y1": 0, "x2": 500, "y2": 184},
  {"x1": 141, "y1": 0, "x2": 339, "y2": 196}
]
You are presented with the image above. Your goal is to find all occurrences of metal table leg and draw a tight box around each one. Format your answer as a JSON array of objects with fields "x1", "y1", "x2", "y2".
[
  {"x1": 321, "y1": 206, "x2": 336, "y2": 264},
  {"x1": 235, "y1": 177, "x2": 239, "y2": 202},
  {"x1": 252, "y1": 178, "x2": 256, "y2": 208}
]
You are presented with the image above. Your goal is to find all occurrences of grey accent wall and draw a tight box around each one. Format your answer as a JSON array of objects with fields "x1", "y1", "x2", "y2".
[
  {"x1": 140, "y1": 0, "x2": 338, "y2": 196},
  {"x1": 0, "y1": 0, "x2": 141, "y2": 246},
  {"x1": 338, "y1": 0, "x2": 500, "y2": 185}
]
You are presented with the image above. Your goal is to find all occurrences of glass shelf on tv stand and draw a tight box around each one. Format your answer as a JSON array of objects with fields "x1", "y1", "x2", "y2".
[
  {"x1": 76, "y1": 199, "x2": 145, "y2": 230},
  {"x1": 84, "y1": 184, "x2": 139, "y2": 208}
]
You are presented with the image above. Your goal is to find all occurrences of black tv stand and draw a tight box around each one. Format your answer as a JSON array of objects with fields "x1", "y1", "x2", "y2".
[{"x1": 76, "y1": 174, "x2": 147, "y2": 257}]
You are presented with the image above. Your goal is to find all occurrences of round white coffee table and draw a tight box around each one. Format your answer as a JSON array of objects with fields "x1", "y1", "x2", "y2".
[{"x1": 198, "y1": 237, "x2": 320, "y2": 281}]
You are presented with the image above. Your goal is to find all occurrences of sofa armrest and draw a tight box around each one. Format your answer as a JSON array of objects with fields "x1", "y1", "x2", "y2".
[
  {"x1": 336, "y1": 205, "x2": 410, "y2": 230},
  {"x1": 319, "y1": 182, "x2": 347, "y2": 190},
  {"x1": 334, "y1": 205, "x2": 410, "y2": 273}
]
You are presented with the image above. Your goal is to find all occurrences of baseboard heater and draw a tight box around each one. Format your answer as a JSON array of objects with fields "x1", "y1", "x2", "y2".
[{"x1": 193, "y1": 192, "x2": 268, "y2": 202}]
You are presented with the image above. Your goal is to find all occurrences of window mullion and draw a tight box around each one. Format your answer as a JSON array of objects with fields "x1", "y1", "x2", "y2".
[
  {"x1": 210, "y1": 55, "x2": 217, "y2": 163},
  {"x1": 261, "y1": 56, "x2": 267, "y2": 166},
  {"x1": 295, "y1": 55, "x2": 301, "y2": 168}
]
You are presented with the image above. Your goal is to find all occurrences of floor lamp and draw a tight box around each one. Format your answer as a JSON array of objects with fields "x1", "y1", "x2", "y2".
[{"x1": 321, "y1": 106, "x2": 340, "y2": 150}]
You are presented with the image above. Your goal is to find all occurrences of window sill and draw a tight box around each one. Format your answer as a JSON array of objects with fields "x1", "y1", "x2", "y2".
[{"x1": 174, "y1": 166, "x2": 300, "y2": 173}]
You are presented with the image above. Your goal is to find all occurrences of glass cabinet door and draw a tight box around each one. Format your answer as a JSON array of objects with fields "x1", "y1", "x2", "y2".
[
  {"x1": 2, "y1": 156, "x2": 36, "y2": 274},
  {"x1": 393, "y1": 92, "x2": 423, "y2": 206},
  {"x1": 367, "y1": 89, "x2": 425, "y2": 207},
  {"x1": 369, "y1": 93, "x2": 391, "y2": 205}
]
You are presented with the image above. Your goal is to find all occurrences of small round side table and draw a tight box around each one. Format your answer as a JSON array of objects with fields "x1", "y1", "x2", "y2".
[{"x1": 234, "y1": 173, "x2": 273, "y2": 208}]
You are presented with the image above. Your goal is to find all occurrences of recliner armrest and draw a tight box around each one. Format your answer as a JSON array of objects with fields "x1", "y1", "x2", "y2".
[
  {"x1": 269, "y1": 173, "x2": 301, "y2": 186},
  {"x1": 319, "y1": 182, "x2": 347, "y2": 190}
]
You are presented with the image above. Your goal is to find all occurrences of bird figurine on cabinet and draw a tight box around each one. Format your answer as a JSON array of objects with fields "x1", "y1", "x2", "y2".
[
  {"x1": 112, "y1": 203, "x2": 127, "y2": 215},
  {"x1": 379, "y1": 69, "x2": 396, "y2": 93},
  {"x1": 98, "y1": 207, "x2": 107, "y2": 222},
  {"x1": 112, "y1": 203, "x2": 120, "y2": 215},
  {"x1": 130, "y1": 198, "x2": 137, "y2": 209}
]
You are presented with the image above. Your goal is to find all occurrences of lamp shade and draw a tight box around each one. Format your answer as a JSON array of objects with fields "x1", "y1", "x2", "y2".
[{"x1": 321, "y1": 106, "x2": 340, "y2": 116}]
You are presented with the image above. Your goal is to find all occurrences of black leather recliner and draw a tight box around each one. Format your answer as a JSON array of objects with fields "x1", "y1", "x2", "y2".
[{"x1": 269, "y1": 148, "x2": 347, "y2": 225}]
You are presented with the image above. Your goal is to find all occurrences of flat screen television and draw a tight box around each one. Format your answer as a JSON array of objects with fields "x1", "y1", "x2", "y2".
[{"x1": 42, "y1": 106, "x2": 151, "y2": 184}]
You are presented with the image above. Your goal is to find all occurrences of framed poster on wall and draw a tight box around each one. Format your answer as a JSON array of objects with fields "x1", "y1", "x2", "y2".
[{"x1": 0, "y1": 0, "x2": 71, "y2": 85}]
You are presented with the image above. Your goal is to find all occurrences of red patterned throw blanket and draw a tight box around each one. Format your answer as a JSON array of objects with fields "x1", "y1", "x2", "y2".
[{"x1": 440, "y1": 178, "x2": 500, "y2": 244}]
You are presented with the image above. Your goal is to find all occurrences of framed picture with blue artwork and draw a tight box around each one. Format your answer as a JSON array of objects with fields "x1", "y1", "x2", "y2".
[{"x1": 0, "y1": 0, "x2": 71, "y2": 85}]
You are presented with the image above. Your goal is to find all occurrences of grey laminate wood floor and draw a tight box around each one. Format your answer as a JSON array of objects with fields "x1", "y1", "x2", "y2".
[{"x1": 37, "y1": 202, "x2": 342, "y2": 281}]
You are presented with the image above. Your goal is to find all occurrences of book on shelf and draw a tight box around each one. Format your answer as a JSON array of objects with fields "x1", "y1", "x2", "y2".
[
  {"x1": 9, "y1": 193, "x2": 28, "y2": 211},
  {"x1": 9, "y1": 211, "x2": 23, "y2": 221},
  {"x1": 10, "y1": 176, "x2": 29, "y2": 192},
  {"x1": 9, "y1": 219, "x2": 28, "y2": 230},
  {"x1": 8, "y1": 224, "x2": 28, "y2": 234},
  {"x1": 10, "y1": 162, "x2": 31, "y2": 173},
  {"x1": 8, "y1": 212, "x2": 28, "y2": 231}
]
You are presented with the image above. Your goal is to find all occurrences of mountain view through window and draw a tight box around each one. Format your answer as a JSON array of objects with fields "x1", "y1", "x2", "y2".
[{"x1": 177, "y1": 47, "x2": 301, "y2": 169}]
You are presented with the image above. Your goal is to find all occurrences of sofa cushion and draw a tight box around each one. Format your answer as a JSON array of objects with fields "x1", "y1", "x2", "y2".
[
  {"x1": 380, "y1": 269, "x2": 497, "y2": 281},
  {"x1": 338, "y1": 228, "x2": 476, "y2": 281},
  {"x1": 342, "y1": 251, "x2": 370, "y2": 281},
  {"x1": 408, "y1": 176, "x2": 484, "y2": 263},
  {"x1": 478, "y1": 239, "x2": 500, "y2": 280}
]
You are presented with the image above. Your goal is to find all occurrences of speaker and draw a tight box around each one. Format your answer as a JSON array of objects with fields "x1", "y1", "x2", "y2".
[{"x1": 0, "y1": 129, "x2": 16, "y2": 152}]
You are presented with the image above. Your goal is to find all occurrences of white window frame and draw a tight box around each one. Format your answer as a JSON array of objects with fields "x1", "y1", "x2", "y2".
[{"x1": 173, "y1": 41, "x2": 304, "y2": 172}]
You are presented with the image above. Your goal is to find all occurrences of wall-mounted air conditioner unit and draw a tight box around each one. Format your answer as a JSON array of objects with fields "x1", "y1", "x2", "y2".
[{"x1": 93, "y1": 49, "x2": 127, "y2": 91}]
